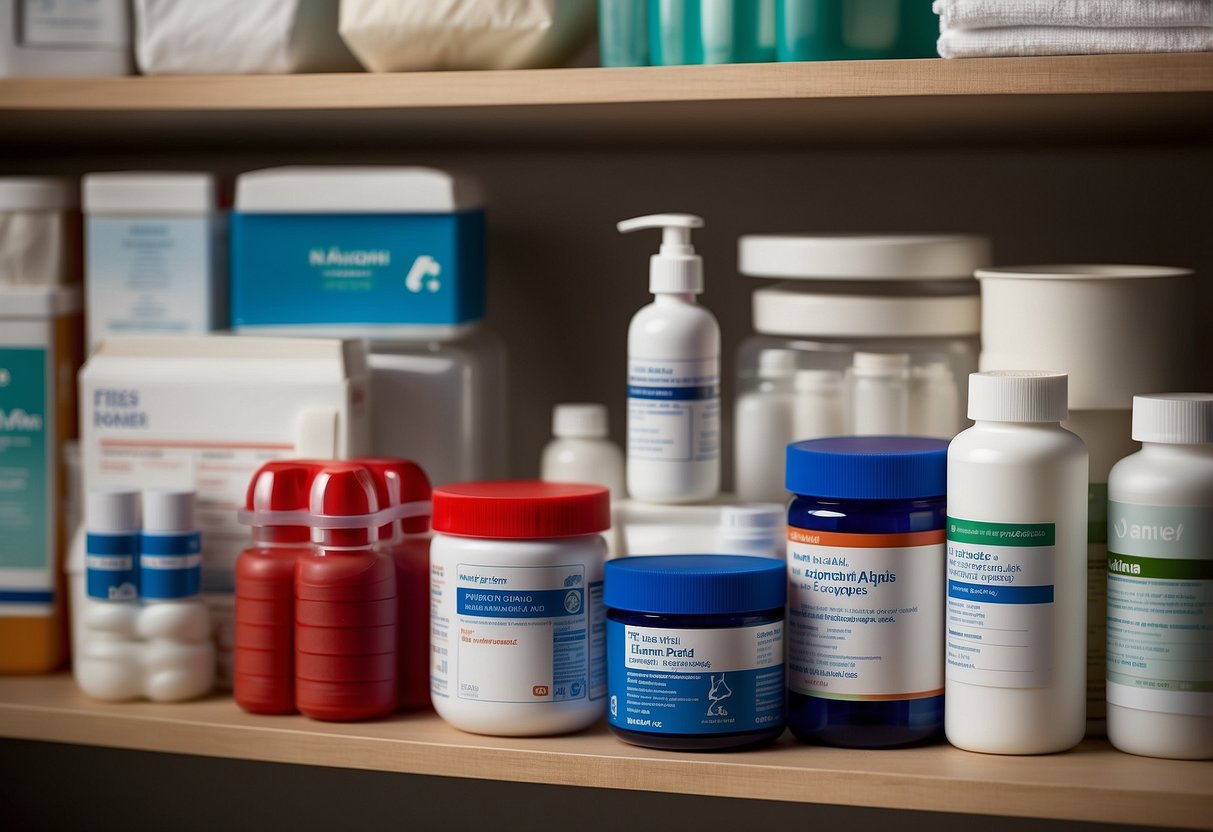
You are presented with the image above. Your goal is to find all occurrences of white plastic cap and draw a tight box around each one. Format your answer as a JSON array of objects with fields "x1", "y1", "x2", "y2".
[
  {"x1": 235, "y1": 166, "x2": 483, "y2": 213},
  {"x1": 719, "y1": 504, "x2": 784, "y2": 533},
  {"x1": 86, "y1": 489, "x2": 141, "y2": 534},
  {"x1": 617, "y1": 213, "x2": 704, "y2": 294},
  {"x1": 757, "y1": 349, "x2": 797, "y2": 379},
  {"x1": 1132, "y1": 393, "x2": 1213, "y2": 444},
  {"x1": 553, "y1": 403, "x2": 609, "y2": 439},
  {"x1": 852, "y1": 352, "x2": 910, "y2": 378},
  {"x1": 0, "y1": 177, "x2": 77, "y2": 211},
  {"x1": 83, "y1": 172, "x2": 216, "y2": 215},
  {"x1": 968, "y1": 371, "x2": 1068, "y2": 423},
  {"x1": 142, "y1": 489, "x2": 197, "y2": 533},
  {"x1": 794, "y1": 369, "x2": 843, "y2": 393},
  {"x1": 739, "y1": 234, "x2": 991, "y2": 281}
]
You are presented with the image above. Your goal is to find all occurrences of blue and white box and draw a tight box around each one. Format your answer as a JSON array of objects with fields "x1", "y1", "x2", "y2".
[{"x1": 230, "y1": 166, "x2": 486, "y2": 339}]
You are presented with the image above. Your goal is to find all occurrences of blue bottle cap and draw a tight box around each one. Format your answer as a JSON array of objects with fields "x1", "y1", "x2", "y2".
[
  {"x1": 785, "y1": 436, "x2": 948, "y2": 500},
  {"x1": 605, "y1": 555, "x2": 786, "y2": 615}
]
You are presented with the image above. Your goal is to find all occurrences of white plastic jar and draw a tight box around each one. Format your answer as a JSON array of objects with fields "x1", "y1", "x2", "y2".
[
  {"x1": 430, "y1": 481, "x2": 610, "y2": 736},
  {"x1": 736, "y1": 234, "x2": 989, "y2": 441}
]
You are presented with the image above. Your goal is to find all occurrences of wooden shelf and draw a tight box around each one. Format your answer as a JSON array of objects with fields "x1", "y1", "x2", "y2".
[
  {"x1": 3, "y1": 54, "x2": 1212, "y2": 149},
  {"x1": 0, "y1": 675, "x2": 1209, "y2": 829}
]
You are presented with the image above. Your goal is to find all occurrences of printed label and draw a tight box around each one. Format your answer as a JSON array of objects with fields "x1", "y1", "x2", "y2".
[
  {"x1": 1106, "y1": 502, "x2": 1213, "y2": 717},
  {"x1": 140, "y1": 532, "x2": 202, "y2": 599},
  {"x1": 0, "y1": 347, "x2": 52, "y2": 616},
  {"x1": 430, "y1": 562, "x2": 603, "y2": 704},
  {"x1": 607, "y1": 622, "x2": 783, "y2": 735},
  {"x1": 787, "y1": 527, "x2": 944, "y2": 700},
  {"x1": 86, "y1": 532, "x2": 139, "y2": 601},
  {"x1": 1087, "y1": 482, "x2": 1109, "y2": 723},
  {"x1": 946, "y1": 517, "x2": 1056, "y2": 687},
  {"x1": 627, "y1": 357, "x2": 719, "y2": 463}
]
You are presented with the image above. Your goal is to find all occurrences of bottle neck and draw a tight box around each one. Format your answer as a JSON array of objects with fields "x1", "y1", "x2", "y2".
[
  {"x1": 252, "y1": 527, "x2": 310, "y2": 546},
  {"x1": 654, "y1": 292, "x2": 697, "y2": 305},
  {"x1": 973, "y1": 419, "x2": 1062, "y2": 430},
  {"x1": 1140, "y1": 442, "x2": 1213, "y2": 460}
]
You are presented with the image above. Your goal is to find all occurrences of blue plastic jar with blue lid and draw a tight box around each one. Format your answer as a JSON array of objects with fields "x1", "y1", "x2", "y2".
[
  {"x1": 604, "y1": 555, "x2": 786, "y2": 751},
  {"x1": 785, "y1": 436, "x2": 948, "y2": 748}
]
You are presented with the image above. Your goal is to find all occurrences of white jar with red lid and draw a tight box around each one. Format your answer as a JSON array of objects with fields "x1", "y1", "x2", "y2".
[{"x1": 430, "y1": 481, "x2": 610, "y2": 736}]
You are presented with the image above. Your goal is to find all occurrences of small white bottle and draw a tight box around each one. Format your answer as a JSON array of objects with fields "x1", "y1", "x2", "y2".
[
  {"x1": 734, "y1": 349, "x2": 797, "y2": 503},
  {"x1": 716, "y1": 504, "x2": 785, "y2": 558},
  {"x1": 1106, "y1": 393, "x2": 1213, "y2": 760},
  {"x1": 619, "y1": 213, "x2": 720, "y2": 504},
  {"x1": 541, "y1": 403, "x2": 626, "y2": 498},
  {"x1": 945, "y1": 371, "x2": 1088, "y2": 755},
  {"x1": 850, "y1": 352, "x2": 910, "y2": 436},
  {"x1": 137, "y1": 489, "x2": 215, "y2": 702},
  {"x1": 793, "y1": 369, "x2": 844, "y2": 441},
  {"x1": 910, "y1": 361, "x2": 960, "y2": 439}
]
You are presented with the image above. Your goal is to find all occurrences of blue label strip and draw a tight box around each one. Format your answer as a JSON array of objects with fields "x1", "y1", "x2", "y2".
[
  {"x1": 947, "y1": 580, "x2": 1054, "y2": 604},
  {"x1": 139, "y1": 532, "x2": 201, "y2": 556},
  {"x1": 627, "y1": 385, "x2": 718, "y2": 401},
  {"x1": 85, "y1": 533, "x2": 140, "y2": 555},
  {"x1": 0, "y1": 589, "x2": 54, "y2": 604},
  {"x1": 457, "y1": 587, "x2": 583, "y2": 619}
]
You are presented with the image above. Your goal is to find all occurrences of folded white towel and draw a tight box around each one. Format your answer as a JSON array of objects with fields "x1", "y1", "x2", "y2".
[
  {"x1": 934, "y1": 0, "x2": 1213, "y2": 30},
  {"x1": 938, "y1": 25, "x2": 1213, "y2": 58}
]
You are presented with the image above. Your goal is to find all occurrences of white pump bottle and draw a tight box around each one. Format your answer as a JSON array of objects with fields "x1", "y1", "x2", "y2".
[{"x1": 619, "y1": 214, "x2": 720, "y2": 504}]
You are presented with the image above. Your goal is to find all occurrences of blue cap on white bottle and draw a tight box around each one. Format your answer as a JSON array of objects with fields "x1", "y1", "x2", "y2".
[{"x1": 139, "y1": 489, "x2": 202, "y2": 600}]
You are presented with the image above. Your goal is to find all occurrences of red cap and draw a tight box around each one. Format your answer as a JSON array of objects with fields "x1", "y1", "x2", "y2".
[
  {"x1": 432, "y1": 481, "x2": 609, "y2": 539},
  {"x1": 309, "y1": 463, "x2": 380, "y2": 547},
  {"x1": 244, "y1": 460, "x2": 320, "y2": 543},
  {"x1": 355, "y1": 457, "x2": 432, "y2": 538}
]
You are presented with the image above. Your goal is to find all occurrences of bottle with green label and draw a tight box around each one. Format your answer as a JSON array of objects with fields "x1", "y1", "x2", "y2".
[
  {"x1": 1106, "y1": 393, "x2": 1213, "y2": 760},
  {"x1": 945, "y1": 371, "x2": 1089, "y2": 755}
]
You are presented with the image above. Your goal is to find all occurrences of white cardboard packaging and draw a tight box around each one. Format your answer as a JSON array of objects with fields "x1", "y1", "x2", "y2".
[
  {"x1": 0, "y1": 177, "x2": 80, "y2": 286},
  {"x1": 134, "y1": 0, "x2": 360, "y2": 74},
  {"x1": 0, "y1": 0, "x2": 132, "y2": 77},
  {"x1": 79, "y1": 334, "x2": 370, "y2": 685}
]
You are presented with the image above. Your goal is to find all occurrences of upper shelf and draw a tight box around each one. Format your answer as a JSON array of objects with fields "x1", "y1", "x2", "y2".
[
  {"x1": 2, "y1": 53, "x2": 1212, "y2": 150},
  {"x1": 0, "y1": 675, "x2": 1210, "y2": 830}
]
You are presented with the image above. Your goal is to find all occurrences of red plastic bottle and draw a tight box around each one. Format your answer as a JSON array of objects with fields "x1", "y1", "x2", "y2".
[
  {"x1": 234, "y1": 460, "x2": 318, "y2": 715},
  {"x1": 295, "y1": 463, "x2": 397, "y2": 721},
  {"x1": 357, "y1": 458, "x2": 434, "y2": 710}
]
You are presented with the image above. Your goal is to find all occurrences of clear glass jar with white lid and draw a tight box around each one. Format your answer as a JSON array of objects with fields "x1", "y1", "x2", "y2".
[{"x1": 736, "y1": 234, "x2": 989, "y2": 442}]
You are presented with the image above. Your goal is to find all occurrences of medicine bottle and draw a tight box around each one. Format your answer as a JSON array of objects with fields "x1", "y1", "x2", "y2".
[
  {"x1": 786, "y1": 436, "x2": 948, "y2": 747},
  {"x1": 430, "y1": 481, "x2": 609, "y2": 736},
  {"x1": 1106, "y1": 393, "x2": 1213, "y2": 760},
  {"x1": 295, "y1": 463, "x2": 397, "y2": 722},
  {"x1": 605, "y1": 555, "x2": 785, "y2": 750},
  {"x1": 945, "y1": 371, "x2": 1088, "y2": 755},
  {"x1": 234, "y1": 461, "x2": 317, "y2": 715}
]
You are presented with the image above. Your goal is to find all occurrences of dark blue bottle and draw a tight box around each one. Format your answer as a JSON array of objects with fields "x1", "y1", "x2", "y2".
[{"x1": 785, "y1": 436, "x2": 948, "y2": 748}]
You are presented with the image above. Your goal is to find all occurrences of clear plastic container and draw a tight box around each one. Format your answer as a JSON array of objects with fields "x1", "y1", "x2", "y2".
[
  {"x1": 368, "y1": 327, "x2": 508, "y2": 486},
  {"x1": 736, "y1": 235, "x2": 989, "y2": 443}
]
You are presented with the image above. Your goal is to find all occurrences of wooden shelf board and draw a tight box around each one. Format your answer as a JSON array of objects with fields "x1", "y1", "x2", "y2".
[{"x1": 0, "y1": 675, "x2": 1209, "y2": 828}]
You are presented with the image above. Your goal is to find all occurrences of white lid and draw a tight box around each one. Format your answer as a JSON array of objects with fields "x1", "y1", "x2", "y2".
[
  {"x1": 0, "y1": 177, "x2": 77, "y2": 211},
  {"x1": 719, "y1": 504, "x2": 784, "y2": 533},
  {"x1": 976, "y1": 264, "x2": 1193, "y2": 282},
  {"x1": 0, "y1": 285, "x2": 82, "y2": 319},
  {"x1": 1132, "y1": 393, "x2": 1213, "y2": 444},
  {"x1": 553, "y1": 403, "x2": 609, "y2": 439},
  {"x1": 739, "y1": 234, "x2": 991, "y2": 281},
  {"x1": 83, "y1": 172, "x2": 216, "y2": 215},
  {"x1": 757, "y1": 349, "x2": 797, "y2": 379},
  {"x1": 617, "y1": 213, "x2": 704, "y2": 294},
  {"x1": 142, "y1": 489, "x2": 197, "y2": 533},
  {"x1": 853, "y1": 352, "x2": 910, "y2": 377},
  {"x1": 794, "y1": 369, "x2": 842, "y2": 392},
  {"x1": 968, "y1": 371, "x2": 1068, "y2": 423},
  {"x1": 86, "y1": 489, "x2": 141, "y2": 534},
  {"x1": 753, "y1": 283, "x2": 979, "y2": 338},
  {"x1": 235, "y1": 166, "x2": 484, "y2": 213}
]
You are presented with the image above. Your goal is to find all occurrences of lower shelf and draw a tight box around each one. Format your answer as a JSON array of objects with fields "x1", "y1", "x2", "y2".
[{"x1": 0, "y1": 675, "x2": 1209, "y2": 829}]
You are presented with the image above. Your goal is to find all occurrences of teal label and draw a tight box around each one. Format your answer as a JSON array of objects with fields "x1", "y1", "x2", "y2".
[{"x1": 0, "y1": 346, "x2": 52, "y2": 611}]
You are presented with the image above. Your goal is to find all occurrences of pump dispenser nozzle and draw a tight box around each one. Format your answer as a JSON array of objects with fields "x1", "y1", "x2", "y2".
[{"x1": 618, "y1": 213, "x2": 705, "y2": 294}]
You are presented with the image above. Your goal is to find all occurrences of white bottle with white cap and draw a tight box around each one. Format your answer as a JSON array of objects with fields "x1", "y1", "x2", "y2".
[
  {"x1": 618, "y1": 214, "x2": 720, "y2": 504},
  {"x1": 793, "y1": 369, "x2": 844, "y2": 442},
  {"x1": 76, "y1": 489, "x2": 143, "y2": 701},
  {"x1": 542, "y1": 403, "x2": 626, "y2": 497},
  {"x1": 716, "y1": 504, "x2": 785, "y2": 558},
  {"x1": 1106, "y1": 393, "x2": 1213, "y2": 760},
  {"x1": 735, "y1": 348, "x2": 796, "y2": 503},
  {"x1": 945, "y1": 371, "x2": 1088, "y2": 754},
  {"x1": 850, "y1": 352, "x2": 910, "y2": 436},
  {"x1": 137, "y1": 489, "x2": 214, "y2": 702},
  {"x1": 910, "y1": 361, "x2": 960, "y2": 439}
]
